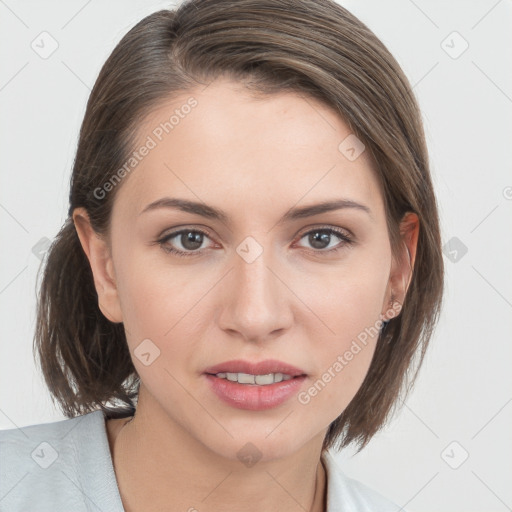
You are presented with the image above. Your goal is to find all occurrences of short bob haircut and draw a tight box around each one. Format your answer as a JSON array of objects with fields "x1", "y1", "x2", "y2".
[{"x1": 34, "y1": 0, "x2": 444, "y2": 453}]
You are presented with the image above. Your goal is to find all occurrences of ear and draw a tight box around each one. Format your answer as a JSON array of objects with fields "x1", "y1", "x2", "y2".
[
  {"x1": 381, "y1": 212, "x2": 419, "y2": 321},
  {"x1": 72, "y1": 207, "x2": 123, "y2": 323}
]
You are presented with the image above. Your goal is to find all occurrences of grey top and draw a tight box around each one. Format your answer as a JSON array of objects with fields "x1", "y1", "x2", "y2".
[{"x1": 0, "y1": 409, "x2": 403, "y2": 511}]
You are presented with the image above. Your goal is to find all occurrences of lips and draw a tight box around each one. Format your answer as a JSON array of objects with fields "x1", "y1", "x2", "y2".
[{"x1": 203, "y1": 359, "x2": 307, "y2": 377}]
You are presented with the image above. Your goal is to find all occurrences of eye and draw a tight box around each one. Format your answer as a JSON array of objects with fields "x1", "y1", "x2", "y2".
[
  {"x1": 156, "y1": 225, "x2": 354, "y2": 258},
  {"x1": 295, "y1": 226, "x2": 353, "y2": 254},
  {"x1": 157, "y1": 228, "x2": 214, "y2": 257}
]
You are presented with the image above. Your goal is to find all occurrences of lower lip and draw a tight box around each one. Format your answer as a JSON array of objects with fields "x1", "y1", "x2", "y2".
[{"x1": 204, "y1": 374, "x2": 307, "y2": 411}]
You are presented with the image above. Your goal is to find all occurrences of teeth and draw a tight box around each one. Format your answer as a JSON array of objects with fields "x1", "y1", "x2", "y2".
[{"x1": 214, "y1": 372, "x2": 294, "y2": 385}]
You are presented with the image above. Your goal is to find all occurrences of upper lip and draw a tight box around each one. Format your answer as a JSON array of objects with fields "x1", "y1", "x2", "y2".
[{"x1": 204, "y1": 359, "x2": 307, "y2": 377}]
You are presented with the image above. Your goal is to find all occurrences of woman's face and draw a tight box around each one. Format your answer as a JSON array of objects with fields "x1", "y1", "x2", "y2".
[{"x1": 81, "y1": 78, "x2": 408, "y2": 462}]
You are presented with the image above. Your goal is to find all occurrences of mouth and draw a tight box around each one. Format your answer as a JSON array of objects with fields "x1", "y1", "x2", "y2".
[
  {"x1": 202, "y1": 359, "x2": 308, "y2": 410},
  {"x1": 205, "y1": 371, "x2": 303, "y2": 385},
  {"x1": 203, "y1": 358, "x2": 307, "y2": 384}
]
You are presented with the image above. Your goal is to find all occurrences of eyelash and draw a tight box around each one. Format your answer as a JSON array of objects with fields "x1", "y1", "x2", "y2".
[{"x1": 156, "y1": 225, "x2": 354, "y2": 258}]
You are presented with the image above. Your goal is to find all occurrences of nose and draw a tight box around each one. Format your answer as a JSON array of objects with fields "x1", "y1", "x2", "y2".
[{"x1": 218, "y1": 242, "x2": 293, "y2": 343}]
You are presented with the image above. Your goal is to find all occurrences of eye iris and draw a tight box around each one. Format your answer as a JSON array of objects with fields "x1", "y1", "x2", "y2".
[
  {"x1": 309, "y1": 231, "x2": 331, "y2": 249},
  {"x1": 181, "y1": 231, "x2": 203, "y2": 250}
]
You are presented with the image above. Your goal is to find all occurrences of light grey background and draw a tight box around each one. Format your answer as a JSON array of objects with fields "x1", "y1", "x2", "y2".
[{"x1": 1, "y1": 1, "x2": 511, "y2": 511}]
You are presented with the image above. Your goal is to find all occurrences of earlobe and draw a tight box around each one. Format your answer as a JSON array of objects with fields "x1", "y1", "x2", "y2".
[{"x1": 72, "y1": 207, "x2": 123, "y2": 323}]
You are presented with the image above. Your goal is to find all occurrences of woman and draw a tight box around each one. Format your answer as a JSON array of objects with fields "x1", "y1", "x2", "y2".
[{"x1": 0, "y1": 0, "x2": 444, "y2": 510}]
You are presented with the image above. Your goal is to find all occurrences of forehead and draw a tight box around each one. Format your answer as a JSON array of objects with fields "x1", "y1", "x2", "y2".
[{"x1": 112, "y1": 79, "x2": 384, "y2": 223}]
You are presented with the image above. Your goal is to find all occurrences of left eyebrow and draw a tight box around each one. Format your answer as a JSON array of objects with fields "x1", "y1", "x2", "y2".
[
  {"x1": 280, "y1": 198, "x2": 373, "y2": 223},
  {"x1": 138, "y1": 197, "x2": 373, "y2": 225}
]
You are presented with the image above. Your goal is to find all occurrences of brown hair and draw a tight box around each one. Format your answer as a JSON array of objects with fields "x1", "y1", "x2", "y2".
[{"x1": 34, "y1": 0, "x2": 444, "y2": 452}]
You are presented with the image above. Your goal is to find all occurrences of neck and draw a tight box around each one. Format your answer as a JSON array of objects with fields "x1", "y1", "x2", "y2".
[{"x1": 107, "y1": 388, "x2": 327, "y2": 512}]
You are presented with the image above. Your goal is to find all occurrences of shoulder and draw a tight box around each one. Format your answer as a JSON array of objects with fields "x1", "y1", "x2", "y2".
[
  {"x1": 0, "y1": 412, "x2": 93, "y2": 476},
  {"x1": 322, "y1": 450, "x2": 404, "y2": 511},
  {"x1": 0, "y1": 410, "x2": 124, "y2": 512}
]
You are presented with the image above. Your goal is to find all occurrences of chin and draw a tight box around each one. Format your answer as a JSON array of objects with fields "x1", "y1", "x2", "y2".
[{"x1": 199, "y1": 420, "x2": 317, "y2": 466}]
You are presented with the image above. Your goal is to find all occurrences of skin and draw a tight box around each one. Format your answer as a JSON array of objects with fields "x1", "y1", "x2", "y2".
[{"x1": 73, "y1": 77, "x2": 419, "y2": 512}]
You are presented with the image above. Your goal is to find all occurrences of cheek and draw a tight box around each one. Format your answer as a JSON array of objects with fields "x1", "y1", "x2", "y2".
[
  {"x1": 114, "y1": 248, "x2": 213, "y2": 339},
  {"x1": 294, "y1": 253, "x2": 389, "y2": 412},
  {"x1": 296, "y1": 289, "x2": 381, "y2": 421},
  {"x1": 114, "y1": 254, "x2": 215, "y2": 395},
  {"x1": 299, "y1": 251, "x2": 389, "y2": 342}
]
